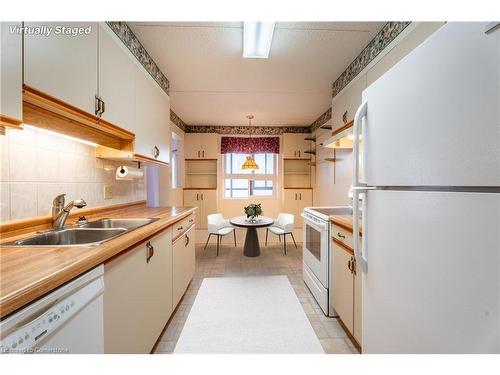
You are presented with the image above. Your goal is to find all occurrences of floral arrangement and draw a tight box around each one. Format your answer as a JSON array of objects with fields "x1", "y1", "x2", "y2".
[{"x1": 244, "y1": 203, "x2": 262, "y2": 222}]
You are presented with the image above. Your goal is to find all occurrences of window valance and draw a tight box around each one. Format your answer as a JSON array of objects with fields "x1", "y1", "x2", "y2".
[{"x1": 220, "y1": 137, "x2": 280, "y2": 154}]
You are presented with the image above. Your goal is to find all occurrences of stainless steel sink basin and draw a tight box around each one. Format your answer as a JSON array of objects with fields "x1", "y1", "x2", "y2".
[
  {"x1": 6, "y1": 228, "x2": 127, "y2": 247},
  {"x1": 81, "y1": 218, "x2": 158, "y2": 230},
  {"x1": 2, "y1": 217, "x2": 159, "y2": 247}
]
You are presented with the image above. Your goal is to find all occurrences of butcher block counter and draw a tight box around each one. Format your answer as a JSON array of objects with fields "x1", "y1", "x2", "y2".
[
  {"x1": 0, "y1": 202, "x2": 196, "y2": 318},
  {"x1": 330, "y1": 215, "x2": 362, "y2": 235}
]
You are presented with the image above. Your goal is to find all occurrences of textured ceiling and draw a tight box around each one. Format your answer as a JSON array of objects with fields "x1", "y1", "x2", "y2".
[{"x1": 129, "y1": 22, "x2": 384, "y2": 126}]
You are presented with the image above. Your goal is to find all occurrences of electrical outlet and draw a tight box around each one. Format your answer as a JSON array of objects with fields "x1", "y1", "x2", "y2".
[{"x1": 104, "y1": 185, "x2": 113, "y2": 200}]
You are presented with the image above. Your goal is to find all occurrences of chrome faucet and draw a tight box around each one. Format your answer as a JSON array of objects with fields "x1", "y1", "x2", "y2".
[{"x1": 52, "y1": 194, "x2": 87, "y2": 229}]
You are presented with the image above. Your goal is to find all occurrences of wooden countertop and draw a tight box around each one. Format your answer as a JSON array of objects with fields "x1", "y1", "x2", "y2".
[
  {"x1": 330, "y1": 214, "x2": 362, "y2": 235},
  {"x1": 0, "y1": 204, "x2": 196, "y2": 318}
]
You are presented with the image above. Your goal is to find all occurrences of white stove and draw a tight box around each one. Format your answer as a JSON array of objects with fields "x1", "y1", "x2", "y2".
[{"x1": 301, "y1": 206, "x2": 352, "y2": 316}]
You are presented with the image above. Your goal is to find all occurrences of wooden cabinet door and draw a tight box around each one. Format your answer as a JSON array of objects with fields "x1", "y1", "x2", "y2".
[
  {"x1": 104, "y1": 229, "x2": 173, "y2": 353},
  {"x1": 333, "y1": 242, "x2": 354, "y2": 334},
  {"x1": 183, "y1": 190, "x2": 201, "y2": 228},
  {"x1": 24, "y1": 22, "x2": 98, "y2": 114},
  {"x1": 200, "y1": 133, "x2": 218, "y2": 159},
  {"x1": 353, "y1": 259, "x2": 362, "y2": 346},
  {"x1": 172, "y1": 225, "x2": 196, "y2": 307},
  {"x1": 1, "y1": 22, "x2": 22, "y2": 122},
  {"x1": 296, "y1": 189, "x2": 312, "y2": 227},
  {"x1": 199, "y1": 190, "x2": 217, "y2": 229},
  {"x1": 184, "y1": 133, "x2": 201, "y2": 159},
  {"x1": 98, "y1": 23, "x2": 135, "y2": 131}
]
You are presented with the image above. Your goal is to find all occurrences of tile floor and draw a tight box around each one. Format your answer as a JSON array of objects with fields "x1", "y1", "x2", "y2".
[{"x1": 153, "y1": 241, "x2": 360, "y2": 354}]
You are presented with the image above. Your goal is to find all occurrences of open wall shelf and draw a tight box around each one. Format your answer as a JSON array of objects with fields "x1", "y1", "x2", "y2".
[{"x1": 185, "y1": 159, "x2": 218, "y2": 189}]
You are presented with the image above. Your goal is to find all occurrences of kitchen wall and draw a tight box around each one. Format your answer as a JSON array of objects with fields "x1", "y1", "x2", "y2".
[
  {"x1": 0, "y1": 126, "x2": 146, "y2": 222},
  {"x1": 313, "y1": 22, "x2": 445, "y2": 207}
]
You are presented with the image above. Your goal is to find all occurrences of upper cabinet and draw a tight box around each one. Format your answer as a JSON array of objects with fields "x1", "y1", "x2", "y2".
[
  {"x1": 24, "y1": 22, "x2": 99, "y2": 114},
  {"x1": 98, "y1": 24, "x2": 135, "y2": 131},
  {"x1": 283, "y1": 133, "x2": 312, "y2": 159},
  {"x1": 133, "y1": 64, "x2": 170, "y2": 164},
  {"x1": 0, "y1": 22, "x2": 23, "y2": 128},
  {"x1": 184, "y1": 133, "x2": 218, "y2": 159},
  {"x1": 331, "y1": 75, "x2": 366, "y2": 132}
]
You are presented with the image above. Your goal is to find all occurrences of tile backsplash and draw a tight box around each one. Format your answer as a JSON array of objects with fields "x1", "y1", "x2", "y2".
[{"x1": 0, "y1": 126, "x2": 146, "y2": 222}]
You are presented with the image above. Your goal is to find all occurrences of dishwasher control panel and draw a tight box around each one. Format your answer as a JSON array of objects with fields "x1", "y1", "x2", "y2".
[{"x1": 0, "y1": 277, "x2": 103, "y2": 354}]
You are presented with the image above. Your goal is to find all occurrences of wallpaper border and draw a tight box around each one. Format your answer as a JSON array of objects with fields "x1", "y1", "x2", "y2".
[
  {"x1": 331, "y1": 21, "x2": 411, "y2": 98},
  {"x1": 106, "y1": 21, "x2": 170, "y2": 96}
]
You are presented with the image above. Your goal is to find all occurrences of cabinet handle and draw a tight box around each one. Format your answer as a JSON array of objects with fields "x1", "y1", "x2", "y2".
[
  {"x1": 298, "y1": 151, "x2": 301, "y2": 157},
  {"x1": 196, "y1": 193, "x2": 199, "y2": 200},
  {"x1": 197, "y1": 151, "x2": 200, "y2": 158},
  {"x1": 201, "y1": 193, "x2": 204, "y2": 200},
  {"x1": 348, "y1": 259, "x2": 352, "y2": 272},
  {"x1": 337, "y1": 232, "x2": 346, "y2": 239},
  {"x1": 299, "y1": 193, "x2": 302, "y2": 200},
  {"x1": 146, "y1": 241, "x2": 154, "y2": 263},
  {"x1": 352, "y1": 258, "x2": 357, "y2": 275},
  {"x1": 94, "y1": 95, "x2": 100, "y2": 116},
  {"x1": 202, "y1": 150, "x2": 205, "y2": 158},
  {"x1": 177, "y1": 225, "x2": 183, "y2": 231},
  {"x1": 153, "y1": 145, "x2": 160, "y2": 159},
  {"x1": 294, "y1": 193, "x2": 297, "y2": 200},
  {"x1": 101, "y1": 99, "x2": 105, "y2": 115},
  {"x1": 185, "y1": 235, "x2": 190, "y2": 247}
]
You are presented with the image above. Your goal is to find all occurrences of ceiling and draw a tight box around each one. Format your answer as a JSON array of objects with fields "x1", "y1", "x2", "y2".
[{"x1": 129, "y1": 22, "x2": 384, "y2": 127}]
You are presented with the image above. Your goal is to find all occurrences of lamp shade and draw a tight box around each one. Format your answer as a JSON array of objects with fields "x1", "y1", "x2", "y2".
[{"x1": 241, "y1": 155, "x2": 259, "y2": 170}]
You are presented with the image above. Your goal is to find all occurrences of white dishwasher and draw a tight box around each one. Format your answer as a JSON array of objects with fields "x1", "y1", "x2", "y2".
[{"x1": 0, "y1": 265, "x2": 104, "y2": 354}]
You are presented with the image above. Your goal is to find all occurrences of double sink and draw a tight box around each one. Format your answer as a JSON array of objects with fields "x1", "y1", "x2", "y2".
[{"x1": 3, "y1": 218, "x2": 159, "y2": 247}]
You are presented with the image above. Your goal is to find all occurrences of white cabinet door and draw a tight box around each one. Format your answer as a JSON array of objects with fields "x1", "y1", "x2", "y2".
[
  {"x1": 24, "y1": 22, "x2": 98, "y2": 114},
  {"x1": 296, "y1": 135, "x2": 312, "y2": 159},
  {"x1": 282, "y1": 133, "x2": 298, "y2": 158},
  {"x1": 183, "y1": 190, "x2": 201, "y2": 228},
  {"x1": 283, "y1": 189, "x2": 299, "y2": 217},
  {"x1": 134, "y1": 65, "x2": 170, "y2": 163},
  {"x1": 333, "y1": 242, "x2": 354, "y2": 334},
  {"x1": 104, "y1": 229, "x2": 173, "y2": 353},
  {"x1": 199, "y1": 190, "x2": 217, "y2": 229},
  {"x1": 98, "y1": 23, "x2": 135, "y2": 130},
  {"x1": 0, "y1": 22, "x2": 23, "y2": 122},
  {"x1": 296, "y1": 189, "x2": 312, "y2": 227},
  {"x1": 200, "y1": 133, "x2": 218, "y2": 159},
  {"x1": 172, "y1": 225, "x2": 196, "y2": 307},
  {"x1": 344, "y1": 75, "x2": 365, "y2": 124},
  {"x1": 184, "y1": 133, "x2": 201, "y2": 159}
]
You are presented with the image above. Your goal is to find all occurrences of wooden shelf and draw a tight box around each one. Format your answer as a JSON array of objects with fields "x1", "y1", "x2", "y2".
[
  {"x1": 23, "y1": 85, "x2": 134, "y2": 150},
  {"x1": 304, "y1": 136, "x2": 316, "y2": 142},
  {"x1": 95, "y1": 146, "x2": 169, "y2": 167},
  {"x1": 183, "y1": 187, "x2": 217, "y2": 190},
  {"x1": 324, "y1": 158, "x2": 336, "y2": 162},
  {"x1": 186, "y1": 172, "x2": 217, "y2": 175},
  {"x1": 184, "y1": 158, "x2": 218, "y2": 161},
  {"x1": 320, "y1": 124, "x2": 332, "y2": 130},
  {"x1": 283, "y1": 187, "x2": 312, "y2": 190},
  {"x1": 303, "y1": 150, "x2": 316, "y2": 155},
  {"x1": 0, "y1": 114, "x2": 23, "y2": 130}
]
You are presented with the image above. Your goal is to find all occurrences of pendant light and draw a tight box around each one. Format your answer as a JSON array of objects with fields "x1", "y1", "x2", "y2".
[{"x1": 241, "y1": 115, "x2": 259, "y2": 170}]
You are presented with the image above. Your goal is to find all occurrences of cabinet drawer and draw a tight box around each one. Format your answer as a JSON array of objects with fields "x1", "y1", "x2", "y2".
[
  {"x1": 173, "y1": 214, "x2": 195, "y2": 239},
  {"x1": 332, "y1": 224, "x2": 354, "y2": 250}
]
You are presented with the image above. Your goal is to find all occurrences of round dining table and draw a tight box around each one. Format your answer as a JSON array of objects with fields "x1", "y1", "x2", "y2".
[{"x1": 229, "y1": 216, "x2": 274, "y2": 257}]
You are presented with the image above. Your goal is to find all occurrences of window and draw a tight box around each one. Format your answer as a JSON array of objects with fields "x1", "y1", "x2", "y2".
[
  {"x1": 171, "y1": 132, "x2": 181, "y2": 189},
  {"x1": 223, "y1": 153, "x2": 277, "y2": 198}
]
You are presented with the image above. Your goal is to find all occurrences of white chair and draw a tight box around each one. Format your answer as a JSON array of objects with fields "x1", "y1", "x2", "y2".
[
  {"x1": 204, "y1": 213, "x2": 236, "y2": 256},
  {"x1": 265, "y1": 213, "x2": 297, "y2": 255}
]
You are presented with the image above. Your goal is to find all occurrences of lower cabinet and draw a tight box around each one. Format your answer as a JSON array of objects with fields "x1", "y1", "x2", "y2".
[
  {"x1": 183, "y1": 189, "x2": 217, "y2": 229},
  {"x1": 172, "y1": 225, "x2": 196, "y2": 307},
  {"x1": 332, "y1": 236, "x2": 362, "y2": 347},
  {"x1": 104, "y1": 228, "x2": 173, "y2": 353},
  {"x1": 333, "y1": 241, "x2": 354, "y2": 332},
  {"x1": 283, "y1": 189, "x2": 312, "y2": 228}
]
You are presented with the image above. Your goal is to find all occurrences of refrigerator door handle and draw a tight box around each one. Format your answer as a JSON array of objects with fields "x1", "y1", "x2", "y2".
[{"x1": 352, "y1": 101, "x2": 369, "y2": 273}]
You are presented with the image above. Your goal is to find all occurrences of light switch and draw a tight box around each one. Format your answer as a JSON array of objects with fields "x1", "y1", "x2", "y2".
[{"x1": 104, "y1": 185, "x2": 113, "y2": 200}]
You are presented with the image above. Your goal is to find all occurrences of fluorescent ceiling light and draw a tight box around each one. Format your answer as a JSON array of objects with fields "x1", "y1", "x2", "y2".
[{"x1": 243, "y1": 22, "x2": 275, "y2": 58}]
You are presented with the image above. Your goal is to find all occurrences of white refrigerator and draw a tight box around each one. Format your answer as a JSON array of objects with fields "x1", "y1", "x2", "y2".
[{"x1": 351, "y1": 22, "x2": 500, "y2": 353}]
